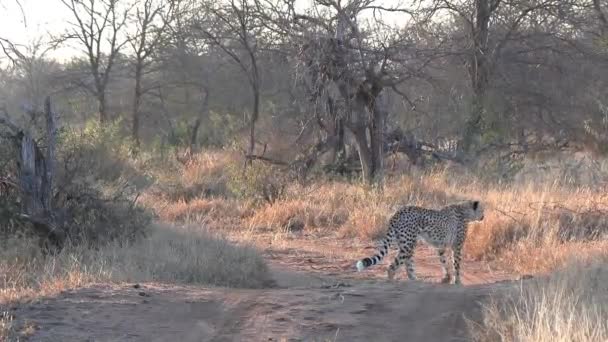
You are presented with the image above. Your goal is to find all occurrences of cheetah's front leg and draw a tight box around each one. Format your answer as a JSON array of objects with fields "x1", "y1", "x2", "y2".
[
  {"x1": 452, "y1": 242, "x2": 464, "y2": 285},
  {"x1": 404, "y1": 250, "x2": 417, "y2": 281}
]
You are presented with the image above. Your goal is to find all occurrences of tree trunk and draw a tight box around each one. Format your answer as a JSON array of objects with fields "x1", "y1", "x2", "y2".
[
  {"x1": 10, "y1": 96, "x2": 65, "y2": 247},
  {"x1": 132, "y1": 63, "x2": 143, "y2": 149},
  {"x1": 43, "y1": 97, "x2": 56, "y2": 212},
  {"x1": 98, "y1": 91, "x2": 107, "y2": 123},
  {"x1": 463, "y1": 0, "x2": 494, "y2": 151},
  {"x1": 187, "y1": 89, "x2": 210, "y2": 156},
  {"x1": 325, "y1": 97, "x2": 346, "y2": 163},
  {"x1": 370, "y1": 92, "x2": 387, "y2": 185},
  {"x1": 19, "y1": 133, "x2": 46, "y2": 216},
  {"x1": 248, "y1": 85, "x2": 260, "y2": 158},
  {"x1": 463, "y1": 94, "x2": 486, "y2": 151},
  {"x1": 351, "y1": 124, "x2": 374, "y2": 184},
  {"x1": 334, "y1": 116, "x2": 345, "y2": 162}
]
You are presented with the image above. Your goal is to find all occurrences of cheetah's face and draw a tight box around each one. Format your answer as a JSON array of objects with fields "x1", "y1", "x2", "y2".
[{"x1": 463, "y1": 200, "x2": 484, "y2": 222}]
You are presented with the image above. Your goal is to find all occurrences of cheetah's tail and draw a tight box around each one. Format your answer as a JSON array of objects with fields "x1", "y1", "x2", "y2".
[{"x1": 355, "y1": 230, "x2": 395, "y2": 272}]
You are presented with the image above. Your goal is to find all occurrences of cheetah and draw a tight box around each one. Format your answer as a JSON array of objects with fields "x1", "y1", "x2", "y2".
[{"x1": 355, "y1": 200, "x2": 484, "y2": 285}]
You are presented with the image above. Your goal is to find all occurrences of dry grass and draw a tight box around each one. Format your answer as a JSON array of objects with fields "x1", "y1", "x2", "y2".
[
  {"x1": 0, "y1": 316, "x2": 36, "y2": 342},
  {"x1": 473, "y1": 258, "x2": 608, "y2": 342},
  {"x1": 141, "y1": 150, "x2": 608, "y2": 276},
  {"x1": 0, "y1": 224, "x2": 272, "y2": 306},
  {"x1": 140, "y1": 150, "x2": 239, "y2": 203},
  {"x1": 0, "y1": 220, "x2": 272, "y2": 339},
  {"x1": 153, "y1": 197, "x2": 250, "y2": 226},
  {"x1": 247, "y1": 199, "x2": 349, "y2": 233},
  {"x1": 3, "y1": 148, "x2": 608, "y2": 339}
]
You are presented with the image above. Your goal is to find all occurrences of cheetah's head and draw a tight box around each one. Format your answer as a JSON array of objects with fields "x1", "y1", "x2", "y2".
[{"x1": 462, "y1": 200, "x2": 484, "y2": 222}]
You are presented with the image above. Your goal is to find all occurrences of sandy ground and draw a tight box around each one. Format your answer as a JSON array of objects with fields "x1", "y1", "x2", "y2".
[{"x1": 13, "y1": 242, "x2": 521, "y2": 342}]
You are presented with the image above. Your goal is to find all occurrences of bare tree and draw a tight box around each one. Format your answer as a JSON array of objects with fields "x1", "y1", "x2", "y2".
[
  {"x1": 261, "y1": 0, "x2": 435, "y2": 184},
  {"x1": 128, "y1": 0, "x2": 176, "y2": 148},
  {"x1": 0, "y1": 37, "x2": 19, "y2": 65},
  {"x1": 0, "y1": 0, "x2": 26, "y2": 64},
  {"x1": 2, "y1": 40, "x2": 57, "y2": 116},
  {"x1": 196, "y1": 0, "x2": 263, "y2": 160},
  {"x1": 60, "y1": 0, "x2": 130, "y2": 123},
  {"x1": 153, "y1": 0, "x2": 215, "y2": 156},
  {"x1": 418, "y1": 0, "x2": 586, "y2": 151}
]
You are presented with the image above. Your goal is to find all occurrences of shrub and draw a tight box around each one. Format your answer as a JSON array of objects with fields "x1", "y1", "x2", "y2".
[
  {"x1": 226, "y1": 161, "x2": 288, "y2": 204},
  {"x1": 1, "y1": 118, "x2": 152, "y2": 247},
  {"x1": 57, "y1": 119, "x2": 139, "y2": 183}
]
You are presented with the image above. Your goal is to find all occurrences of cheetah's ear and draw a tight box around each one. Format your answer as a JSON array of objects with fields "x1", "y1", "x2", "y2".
[{"x1": 472, "y1": 201, "x2": 480, "y2": 210}]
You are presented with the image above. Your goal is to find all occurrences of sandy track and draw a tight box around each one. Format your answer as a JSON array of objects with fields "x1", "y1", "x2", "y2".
[
  {"x1": 16, "y1": 270, "x2": 517, "y2": 341},
  {"x1": 13, "y1": 242, "x2": 519, "y2": 341},
  {"x1": 18, "y1": 279, "x2": 513, "y2": 342}
]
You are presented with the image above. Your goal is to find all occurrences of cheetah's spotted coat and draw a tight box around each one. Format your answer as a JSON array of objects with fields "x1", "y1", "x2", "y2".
[{"x1": 355, "y1": 200, "x2": 484, "y2": 285}]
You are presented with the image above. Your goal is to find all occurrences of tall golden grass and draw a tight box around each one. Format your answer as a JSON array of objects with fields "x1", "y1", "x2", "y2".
[
  {"x1": 138, "y1": 151, "x2": 608, "y2": 342},
  {"x1": 3, "y1": 149, "x2": 608, "y2": 340},
  {"x1": 142, "y1": 152, "x2": 608, "y2": 275},
  {"x1": 0, "y1": 221, "x2": 272, "y2": 338},
  {"x1": 0, "y1": 224, "x2": 272, "y2": 306},
  {"x1": 472, "y1": 258, "x2": 608, "y2": 342}
]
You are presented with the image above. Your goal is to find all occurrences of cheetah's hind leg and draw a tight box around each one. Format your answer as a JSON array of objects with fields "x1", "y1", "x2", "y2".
[
  {"x1": 392, "y1": 244, "x2": 417, "y2": 281},
  {"x1": 437, "y1": 248, "x2": 451, "y2": 284},
  {"x1": 387, "y1": 248, "x2": 406, "y2": 281}
]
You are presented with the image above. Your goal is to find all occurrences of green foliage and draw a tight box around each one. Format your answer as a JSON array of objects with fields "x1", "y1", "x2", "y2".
[
  {"x1": 149, "y1": 135, "x2": 178, "y2": 161},
  {"x1": 56, "y1": 188, "x2": 153, "y2": 246},
  {"x1": 1, "y1": 118, "x2": 152, "y2": 247},
  {"x1": 152, "y1": 110, "x2": 243, "y2": 152},
  {"x1": 596, "y1": 34, "x2": 608, "y2": 51},
  {"x1": 58, "y1": 118, "x2": 152, "y2": 184},
  {"x1": 199, "y1": 110, "x2": 242, "y2": 147},
  {"x1": 225, "y1": 161, "x2": 287, "y2": 204},
  {"x1": 0, "y1": 192, "x2": 29, "y2": 239},
  {"x1": 54, "y1": 119, "x2": 152, "y2": 245},
  {"x1": 59, "y1": 118, "x2": 134, "y2": 160},
  {"x1": 479, "y1": 95, "x2": 512, "y2": 147},
  {"x1": 0, "y1": 131, "x2": 27, "y2": 237},
  {"x1": 168, "y1": 120, "x2": 191, "y2": 147}
]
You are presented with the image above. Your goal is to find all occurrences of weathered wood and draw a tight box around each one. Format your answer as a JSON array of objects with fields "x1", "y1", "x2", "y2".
[
  {"x1": 18, "y1": 132, "x2": 45, "y2": 215},
  {"x1": 44, "y1": 97, "x2": 56, "y2": 213},
  {"x1": 0, "y1": 96, "x2": 64, "y2": 247}
]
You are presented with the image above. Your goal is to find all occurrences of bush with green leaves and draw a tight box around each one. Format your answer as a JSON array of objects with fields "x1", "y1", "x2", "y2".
[
  {"x1": 1, "y1": 118, "x2": 153, "y2": 247},
  {"x1": 226, "y1": 161, "x2": 287, "y2": 204},
  {"x1": 54, "y1": 119, "x2": 152, "y2": 245}
]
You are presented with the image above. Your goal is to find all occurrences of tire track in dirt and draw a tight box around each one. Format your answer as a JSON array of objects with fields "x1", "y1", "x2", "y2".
[
  {"x1": 14, "y1": 239, "x2": 520, "y2": 342},
  {"x1": 16, "y1": 270, "x2": 517, "y2": 342}
]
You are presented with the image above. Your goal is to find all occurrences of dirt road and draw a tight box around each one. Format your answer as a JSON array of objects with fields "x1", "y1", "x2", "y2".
[{"x1": 14, "y1": 244, "x2": 518, "y2": 341}]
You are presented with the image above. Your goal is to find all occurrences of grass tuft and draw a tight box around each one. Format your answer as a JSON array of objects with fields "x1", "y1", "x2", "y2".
[
  {"x1": 473, "y1": 258, "x2": 608, "y2": 342},
  {"x1": 0, "y1": 224, "x2": 273, "y2": 306}
]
